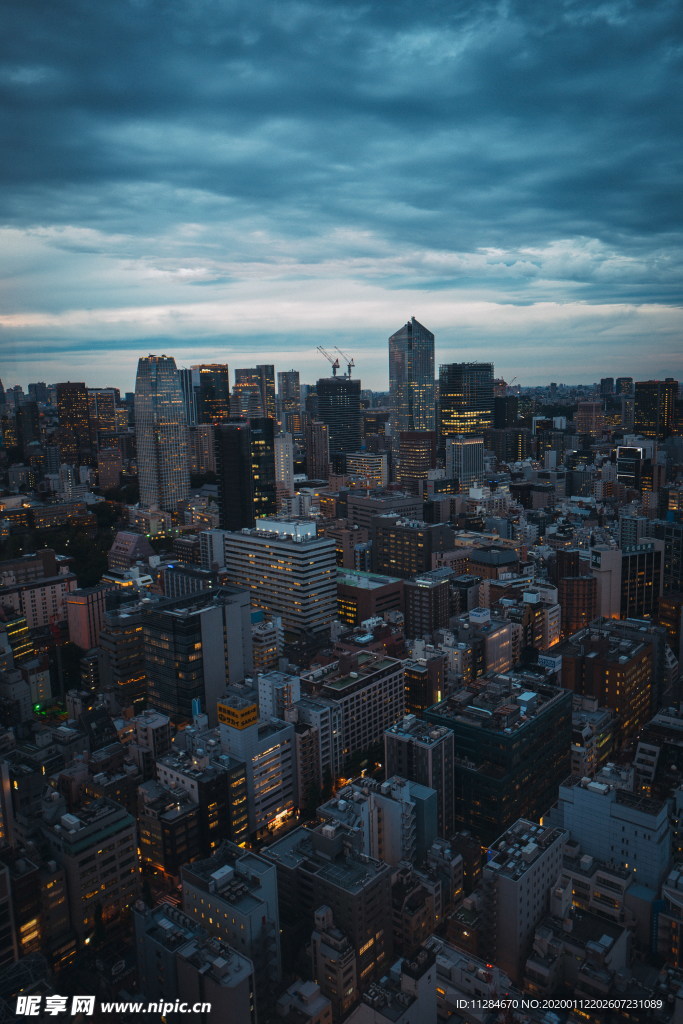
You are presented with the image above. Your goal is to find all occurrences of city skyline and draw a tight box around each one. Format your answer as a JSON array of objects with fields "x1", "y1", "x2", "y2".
[{"x1": 1, "y1": 0, "x2": 682, "y2": 388}]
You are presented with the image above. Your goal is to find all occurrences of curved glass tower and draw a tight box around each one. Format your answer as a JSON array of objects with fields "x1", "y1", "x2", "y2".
[{"x1": 134, "y1": 354, "x2": 190, "y2": 511}]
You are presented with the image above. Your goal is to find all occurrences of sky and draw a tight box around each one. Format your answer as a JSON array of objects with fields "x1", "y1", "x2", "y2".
[{"x1": 1, "y1": 0, "x2": 682, "y2": 391}]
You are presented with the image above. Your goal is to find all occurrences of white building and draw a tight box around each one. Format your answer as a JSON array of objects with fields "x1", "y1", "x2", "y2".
[{"x1": 445, "y1": 437, "x2": 485, "y2": 494}]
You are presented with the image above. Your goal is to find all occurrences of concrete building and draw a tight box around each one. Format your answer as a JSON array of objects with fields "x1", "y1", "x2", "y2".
[
  {"x1": 445, "y1": 436, "x2": 485, "y2": 493},
  {"x1": 385, "y1": 716, "x2": 455, "y2": 839},
  {"x1": 301, "y1": 651, "x2": 405, "y2": 767},
  {"x1": 264, "y1": 820, "x2": 393, "y2": 988},
  {"x1": 336, "y1": 568, "x2": 404, "y2": 627},
  {"x1": 223, "y1": 520, "x2": 337, "y2": 636},
  {"x1": 318, "y1": 776, "x2": 438, "y2": 867},
  {"x1": 480, "y1": 820, "x2": 568, "y2": 983},
  {"x1": 310, "y1": 905, "x2": 358, "y2": 1019},
  {"x1": 548, "y1": 775, "x2": 671, "y2": 890},
  {"x1": 181, "y1": 841, "x2": 280, "y2": 1007},
  {"x1": 65, "y1": 584, "x2": 111, "y2": 650},
  {"x1": 41, "y1": 797, "x2": 140, "y2": 944}
]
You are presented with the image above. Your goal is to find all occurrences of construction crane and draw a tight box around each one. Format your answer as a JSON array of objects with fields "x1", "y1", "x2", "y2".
[
  {"x1": 334, "y1": 346, "x2": 355, "y2": 378},
  {"x1": 317, "y1": 346, "x2": 340, "y2": 376}
]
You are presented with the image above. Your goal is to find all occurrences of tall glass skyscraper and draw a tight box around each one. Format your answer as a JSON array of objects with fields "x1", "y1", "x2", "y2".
[
  {"x1": 388, "y1": 317, "x2": 435, "y2": 442},
  {"x1": 134, "y1": 355, "x2": 190, "y2": 511},
  {"x1": 438, "y1": 362, "x2": 494, "y2": 441}
]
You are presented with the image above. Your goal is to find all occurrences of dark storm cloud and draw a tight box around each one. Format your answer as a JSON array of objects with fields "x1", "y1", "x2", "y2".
[{"x1": 1, "y1": 0, "x2": 681, "y2": 386}]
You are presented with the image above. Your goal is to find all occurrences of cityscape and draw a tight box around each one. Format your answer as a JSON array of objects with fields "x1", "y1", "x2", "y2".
[
  {"x1": 3, "y1": 0, "x2": 683, "y2": 1021},
  {"x1": 0, "y1": 344, "x2": 681, "y2": 1024}
]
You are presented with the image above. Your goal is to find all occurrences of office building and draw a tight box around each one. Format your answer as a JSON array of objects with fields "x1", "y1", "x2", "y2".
[
  {"x1": 40, "y1": 797, "x2": 140, "y2": 943},
  {"x1": 385, "y1": 716, "x2": 455, "y2": 838},
  {"x1": 336, "y1": 568, "x2": 404, "y2": 626},
  {"x1": 249, "y1": 416, "x2": 277, "y2": 519},
  {"x1": 156, "y1": 748, "x2": 249, "y2": 851},
  {"x1": 480, "y1": 820, "x2": 568, "y2": 983},
  {"x1": 98, "y1": 599, "x2": 148, "y2": 706},
  {"x1": 87, "y1": 387, "x2": 118, "y2": 448},
  {"x1": 278, "y1": 369, "x2": 301, "y2": 419},
  {"x1": 556, "y1": 623, "x2": 653, "y2": 739},
  {"x1": 135, "y1": 905, "x2": 256, "y2": 1022},
  {"x1": 310, "y1": 905, "x2": 358, "y2": 1019},
  {"x1": 219, "y1": 710, "x2": 296, "y2": 836},
  {"x1": 144, "y1": 587, "x2": 253, "y2": 724},
  {"x1": 134, "y1": 355, "x2": 190, "y2": 511},
  {"x1": 303, "y1": 416, "x2": 330, "y2": 480},
  {"x1": 424, "y1": 674, "x2": 572, "y2": 844},
  {"x1": 557, "y1": 574, "x2": 598, "y2": 637},
  {"x1": 233, "y1": 364, "x2": 275, "y2": 419},
  {"x1": 274, "y1": 431, "x2": 295, "y2": 490},
  {"x1": 97, "y1": 446, "x2": 123, "y2": 490},
  {"x1": 404, "y1": 569, "x2": 453, "y2": 638},
  {"x1": 634, "y1": 378, "x2": 678, "y2": 439},
  {"x1": 388, "y1": 317, "x2": 436, "y2": 444},
  {"x1": 346, "y1": 490, "x2": 422, "y2": 531},
  {"x1": 195, "y1": 363, "x2": 231, "y2": 423},
  {"x1": 65, "y1": 584, "x2": 110, "y2": 650},
  {"x1": 223, "y1": 520, "x2": 337, "y2": 636},
  {"x1": 346, "y1": 452, "x2": 389, "y2": 489},
  {"x1": 372, "y1": 517, "x2": 454, "y2": 579},
  {"x1": 438, "y1": 363, "x2": 494, "y2": 442},
  {"x1": 301, "y1": 650, "x2": 404, "y2": 764},
  {"x1": 445, "y1": 436, "x2": 485, "y2": 493},
  {"x1": 55, "y1": 381, "x2": 91, "y2": 464},
  {"x1": 264, "y1": 820, "x2": 393, "y2": 987},
  {"x1": 317, "y1": 375, "x2": 362, "y2": 463},
  {"x1": 178, "y1": 367, "x2": 198, "y2": 426},
  {"x1": 650, "y1": 520, "x2": 683, "y2": 592},
  {"x1": 215, "y1": 419, "x2": 254, "y2": 530},
  {"x1": 398, "y1": 431, "x2": 437, "y2": 494},
  {"x1": 589, "y1": 540, "x2": 664, "y2": 619},
  {"x1": 182, "y1": 842, "x2": 281, "y2": 998},
  {"x1": 188, "y1": 423, "x2": 216, "y2": 475},
  {"x1": 548, "y1": 775, "x2": 671, "y2": 891}
]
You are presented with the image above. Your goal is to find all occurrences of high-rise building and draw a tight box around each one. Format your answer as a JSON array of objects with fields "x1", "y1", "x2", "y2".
[
  {"x1": 345, "y1": 451, "x2": 388, "y2": 488},
  {"x1": 56, "y1": 381, "x2": 91, "y2": 464},
  {"x1": 87, "y1": 388, "x2": 118, "y2": 448},
  {"x1": 316, "y1": 375, "x2": 361, "y2": 463},
  {"x1": 388, "y1": 317, "x2": 435, "y2": 445},
  {"x1": 178, "y1": 367, "x2": 198, "y2": 426},
  {"x1": 385, "y1": 715, "x2": 455, "y2": 839},
  {"x1": 616, "y1": 376, "x2": 634, "y2": 395},
  {"x1": 233, "y1": 365, "x2": 276, "y2": 420},
  {"x1": 302, "y1": 416, "x2": 330, "y2": 480},
  {"x1": 438, "y1": 363, "x2": 494, "y2": 444},
  {"x1": 195, "y1": 363, "x2": 231, "y2": 424},
  {"x1": 398, "y1": 431, "x2": 436, "y2": 493},
  {"x1": 445, "y1": 436, "x2": 485, "y2": 493},
  {"x1": 144, "y1": 587, "x2": 253, "y2": 724},
  {"x1": 424, "y1": 674, "x2": 572, "y2": 844},
  {"x1": 215, "y1": 420, "x2": 254, "y2": 530},
  {"x1": 249, "y1": 416, "x2": 277, "y2": 520},
  {"x1": 134, "y1": 355, "x2": 190, "y2": 511},
  {"x1": 223, "y1": 520, "x2": 337, "y2": 636},
  {"x1": 274, "y1": 432, "x2": 295, "y2": 490},
  {"x1": 277, "y1": 369, "x2": 301, "y2": 420},
  {"x1": 635, "y1": 379, "x2": 678, "y2": 439}
]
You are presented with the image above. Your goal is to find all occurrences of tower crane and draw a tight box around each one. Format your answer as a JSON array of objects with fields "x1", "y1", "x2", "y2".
[
  {"x1": 334, "y1": 346, "x2": 355, "y2": 378},
  {"x1": 317, "y1": 346, "x2": 340, "y2": 376}
]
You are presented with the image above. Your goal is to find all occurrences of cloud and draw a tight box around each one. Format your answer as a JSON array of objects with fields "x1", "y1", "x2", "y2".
[{"x1": 0, "y1": 0, "x2": 681, "y2": 388}]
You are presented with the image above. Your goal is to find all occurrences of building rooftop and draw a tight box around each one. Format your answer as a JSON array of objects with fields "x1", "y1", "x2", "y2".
[
  {"x1": 427, "y1": 673, "x2": 566, "y2": 734},
  {"x1": 486, "y1": 820, "x2": 566, "y2": 880}
]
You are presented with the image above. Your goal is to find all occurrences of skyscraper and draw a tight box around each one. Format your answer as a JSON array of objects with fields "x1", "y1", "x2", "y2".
[
  {"x1": 388, "y1": 317, "x2": 435, "y2": 445},
  {"x1": 56, "y1": 381, "x2": 91, "y2": 464},
  {"x1": 134, "y1": 355, "x2": 190, "y2": 511},
  {"x1": 195, "y1": 364, "x2": 231, "y2": 424},
  {"x1": 277, "y1": 369, "x2": 301, "y2": 420},
  {"x1": 438, "y1": 362, "x2": 494, "y2": 443},
  {"x1": 215, "y1": 420, "x2": 255, "y2": 530},
  {"x1": 233, "y1": 365, "x2": 275, "y2": 419},
  {"x1": 634, "y1": 378, "x2": 678, "y2": 439},
  {"x1": 445, "y1": 436, "x2": 485, "y2": 493},
  {"x1": 316, "y1": 375, "x2": 361, "y2": 466},
  {"x1": 178, "y1": 367, "x2": 198, "y2": 426},
  {"x1": 250, "y1": 417, "x2": 277, "y2": 520}
]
